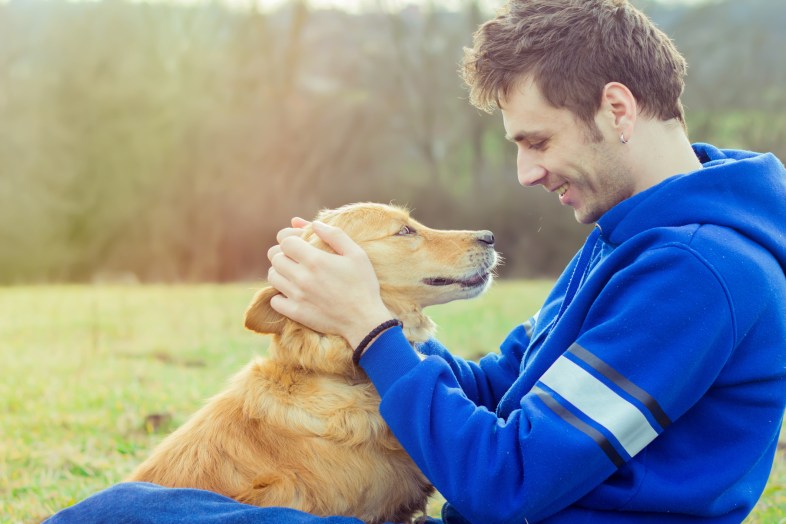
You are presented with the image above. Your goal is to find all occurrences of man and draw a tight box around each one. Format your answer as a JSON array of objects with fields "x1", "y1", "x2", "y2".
[
  {"x1": 48, "y1": 0, "x2": 786, "y2": 522},
  {"x1": 267, "y1": 0, "x2": 786, "y2": 521}
]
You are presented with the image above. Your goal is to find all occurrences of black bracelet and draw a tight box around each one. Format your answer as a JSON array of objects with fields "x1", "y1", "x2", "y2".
[{"x1": 352, "y1": 319, "x2": 403, "y2": 366}]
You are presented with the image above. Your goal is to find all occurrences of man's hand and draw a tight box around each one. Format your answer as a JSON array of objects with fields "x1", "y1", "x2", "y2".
[{"x1": 266, "y1": 218, "x2": 393, "y2": 348}]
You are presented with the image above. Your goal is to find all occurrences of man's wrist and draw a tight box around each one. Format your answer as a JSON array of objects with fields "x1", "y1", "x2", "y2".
[
  {"x1": 351, "y1": 319, "x2": 403, "y2": 366},
  {"x1": 346, "y1": 309, "x2": 396, "y2": 349}
]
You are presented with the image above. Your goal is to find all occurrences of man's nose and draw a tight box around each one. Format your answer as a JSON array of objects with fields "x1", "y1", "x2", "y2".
[{"x1": 517, "y1": 149, "x2": 547, "y2": 186}]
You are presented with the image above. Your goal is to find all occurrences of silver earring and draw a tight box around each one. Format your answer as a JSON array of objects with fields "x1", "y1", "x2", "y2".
[{"x1": 620, "y1": 133, "x2": 628, "y2": 144}]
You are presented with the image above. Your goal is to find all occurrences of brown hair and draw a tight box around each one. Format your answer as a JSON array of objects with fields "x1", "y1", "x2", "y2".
[{"x1": 462, "y1": 0, "x2": 687, "y2": 129}]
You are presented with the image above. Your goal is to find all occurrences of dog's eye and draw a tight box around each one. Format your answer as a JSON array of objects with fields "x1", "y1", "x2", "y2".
[{"x1": 396, "y1": 225, "x2": 416, "y2": 236}]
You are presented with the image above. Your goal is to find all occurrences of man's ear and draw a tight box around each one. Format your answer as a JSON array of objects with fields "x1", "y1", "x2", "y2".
[
  {"x1": 598, "y1": 81, "x2": 637, "y2": 139},
  {"x1": 244, "y1": 287, "x2": 286, "y2": 335}
]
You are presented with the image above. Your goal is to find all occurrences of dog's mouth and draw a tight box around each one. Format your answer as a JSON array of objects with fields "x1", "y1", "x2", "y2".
[{"x1": 423, "y1": 271, "x2": 490, "y2": 289}]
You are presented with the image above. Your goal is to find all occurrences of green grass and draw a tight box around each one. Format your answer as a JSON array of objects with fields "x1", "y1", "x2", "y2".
[{"x1": 1, "y1": 282, "x2": 784, "y2": 523}]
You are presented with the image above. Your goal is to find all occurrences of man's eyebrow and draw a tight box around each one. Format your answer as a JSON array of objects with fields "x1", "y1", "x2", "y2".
[{"x1": 505, "y1": 131, "x2": 548, "y2": 143}]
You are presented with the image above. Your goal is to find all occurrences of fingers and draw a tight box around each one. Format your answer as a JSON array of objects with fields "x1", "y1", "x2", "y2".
[
  {"x1": 267, "y1": 251, "x2": 302, "y2": 298},
  {"x1": 276, "y1": 227, "x2": 305, "y2": 244},
  {"x1": 312, "y1": 221, "x2": 363, "y2": 258},
  {"x1": 268, "y1": 236, "x2": 325, "y2": 297},
  {"x1": 269, "y1": 223, "x2": 308, "y2": 264},
  {"x1": 291, "y1": 216, "x2": 310, "y2": 228},
  {"x1": 279, "y1": 235, "x2": 322, "y2": 267},
  {"x1": 268, "y1": 219, "x2": 360, "y2": 277},
  {"x1": 267, "y1": 244, "x2": 281, "y2": 264},
  {"x1": 268, "y1": 293, "x2": 289, "y2": 317},
  {"x1": 268, "y1": 293, "x2": 301, "y2": 325}
]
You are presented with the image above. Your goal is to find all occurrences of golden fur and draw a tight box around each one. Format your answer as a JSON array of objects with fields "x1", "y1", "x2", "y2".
[{"x1": 128, "y1": 202, "x2": 498, "y2": 523}]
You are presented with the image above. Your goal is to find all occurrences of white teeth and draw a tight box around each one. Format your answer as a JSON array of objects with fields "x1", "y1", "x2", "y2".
[{"x1": 556, "y1": 183, "x2": 569, "y2": 197}]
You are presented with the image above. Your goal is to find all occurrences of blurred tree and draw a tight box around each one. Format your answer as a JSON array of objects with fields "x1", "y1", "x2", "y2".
[{"x1": 0, "y1": 0, "x2": 782, "y2": 283}]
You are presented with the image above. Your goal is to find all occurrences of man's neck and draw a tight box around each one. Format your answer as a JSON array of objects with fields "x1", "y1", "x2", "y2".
[{"x1": 630, "y1": 118, "x2": 702, "y2": 194}]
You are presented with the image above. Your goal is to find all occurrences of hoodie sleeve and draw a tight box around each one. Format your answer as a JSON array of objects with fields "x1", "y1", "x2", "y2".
[
  {"x1": 361, "y1": 244, "x2": 736, "y2": 523},
  {"x1": 413, "y1": 316, "x2": 535, "y2": 411}
]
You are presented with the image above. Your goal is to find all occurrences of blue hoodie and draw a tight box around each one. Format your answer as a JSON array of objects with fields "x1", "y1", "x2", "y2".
[{"x1": 361, "y1": 144, "x2": 786, "y2": 523}]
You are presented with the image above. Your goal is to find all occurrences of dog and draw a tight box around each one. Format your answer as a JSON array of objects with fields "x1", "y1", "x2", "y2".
[{"x1": 128, "y1": 202, "x2": 498, "y2": 523}]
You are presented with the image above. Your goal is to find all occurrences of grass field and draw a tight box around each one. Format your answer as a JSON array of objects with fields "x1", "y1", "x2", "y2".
[{"x1": 1, "y1": 282, "x2": 785, "y2": 523}]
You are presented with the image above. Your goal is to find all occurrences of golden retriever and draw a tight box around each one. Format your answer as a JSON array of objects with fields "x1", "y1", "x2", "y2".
[{"x1": 128, "y1": 202, "x2": 498, "y2": 524}]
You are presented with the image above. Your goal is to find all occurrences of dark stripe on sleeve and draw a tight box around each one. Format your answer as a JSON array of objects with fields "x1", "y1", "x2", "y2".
[
  {"x1": 568, "y1": 343, "x2": 672, "y2": 430},
  {"x1": 532, "y1": 386, "x2": 625, "y2": 468}
]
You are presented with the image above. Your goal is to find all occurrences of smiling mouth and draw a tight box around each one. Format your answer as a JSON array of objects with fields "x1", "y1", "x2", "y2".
[
  {"x1": 555, "y1": 183, "x2": 569, "y2": 197},
  {"x1": 423, "y1": 272, "x2": 490, "y2": 288}
]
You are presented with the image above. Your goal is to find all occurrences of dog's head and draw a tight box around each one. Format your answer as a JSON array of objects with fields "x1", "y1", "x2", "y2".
[{"x1": 245, "y1": 203, "x2": 498, "y2": 355}]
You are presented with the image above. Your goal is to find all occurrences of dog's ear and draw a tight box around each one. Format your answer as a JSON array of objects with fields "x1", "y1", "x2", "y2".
[{"x1": 244, "y1": 286, "x2": 286, "y2": 335}]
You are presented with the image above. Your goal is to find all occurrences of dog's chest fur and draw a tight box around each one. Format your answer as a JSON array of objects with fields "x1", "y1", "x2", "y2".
[
  {"x1": 237, "y1": 346, "x2": 434, "y2": 523},
  {"x1": 129, "y1": 336, "x2": 433, "y2": 524}
]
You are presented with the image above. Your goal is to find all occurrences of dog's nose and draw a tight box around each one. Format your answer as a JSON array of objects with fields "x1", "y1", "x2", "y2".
[{"x1": 476, "y1": 231, "x2": 495, "y2": 246}]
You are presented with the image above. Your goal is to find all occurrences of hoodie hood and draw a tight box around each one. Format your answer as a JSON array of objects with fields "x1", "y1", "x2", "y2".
[{"x1": 597, "y1": 143, "x2": 786, "y2": 271}]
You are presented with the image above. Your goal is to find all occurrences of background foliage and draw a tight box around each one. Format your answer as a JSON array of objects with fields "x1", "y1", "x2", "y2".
[{"x1": 0, "y1": 0, "x2": 784, "y2": 284}]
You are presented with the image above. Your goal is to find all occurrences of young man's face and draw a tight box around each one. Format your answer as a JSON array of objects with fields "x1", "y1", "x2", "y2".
[{"x1": 500, "y1": 78, "x2": 635, "y2": 224}]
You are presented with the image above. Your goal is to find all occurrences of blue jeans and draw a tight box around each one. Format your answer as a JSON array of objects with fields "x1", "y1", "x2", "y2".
[{"x1": 44, "y1": 482, "x2": 446, "y2": 524}]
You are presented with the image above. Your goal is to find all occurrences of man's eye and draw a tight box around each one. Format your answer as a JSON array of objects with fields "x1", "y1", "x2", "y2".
[
  {"x1": 529, "y1": 141, "x2": 547, "y2": 151},
  {"x1": 396, "y1": 225, "x2": 416, "y2": 236}
]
